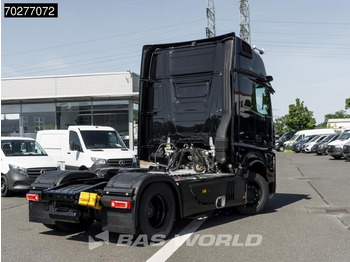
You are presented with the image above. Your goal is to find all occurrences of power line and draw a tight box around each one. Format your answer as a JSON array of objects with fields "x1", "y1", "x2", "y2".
[
  {"x1": 3, "y1": 19, "x2": 204, "y2": 57},
  {"x1": 217, "y1": 18, "x2": 350, "y2": 26}
]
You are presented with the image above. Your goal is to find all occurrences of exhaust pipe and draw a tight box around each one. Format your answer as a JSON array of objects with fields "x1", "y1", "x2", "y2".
[{"x1": 215, "y1": 39, "x2": 234, "y2": 164}]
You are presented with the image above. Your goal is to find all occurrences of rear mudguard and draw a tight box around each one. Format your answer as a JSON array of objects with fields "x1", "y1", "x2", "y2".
[
  {"x1": 30, "y1": 170, "x2": 97, "y2": 190},
  {"x1": 28, "y1": 170, "x2": 98, "y2": 225},
  {"x1": 101, "y1": 171, "x2": 182, "y2": 235}
]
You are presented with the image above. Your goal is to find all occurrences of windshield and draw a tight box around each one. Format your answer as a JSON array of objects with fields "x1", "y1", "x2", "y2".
[
  {"x1": 289, "y1": 134, "x2": 298, "y2": 141},
  {"x1": 338, "y1": 130, "x2": 350, "y2": 140},
  {"x1": 310, "y1": 136, "x2": 320, "y2": 142},
  {"x1": 322, "y1": 134, "x2": 335, "y2": 143},
  {"x1": 300, "y1": 136, "x2": 313, "y2": 143},
  {"x1": 1, "y1": 140, "x2": 47, "y2": 156},
  {"x1": 80, "y1": 130, "x2": 126, "y2": 149}
]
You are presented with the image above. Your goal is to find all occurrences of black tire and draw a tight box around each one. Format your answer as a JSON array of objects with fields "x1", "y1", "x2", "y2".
[
  {"x1": 44, "y1": 218, "x2": 94, "y2": 233},
  {"x1": 278, "y1": 146, "x2": 284, "y2": 152},
  {"x1": 333, "y1": 156, "x2": 342, "y2": 160},
  {"x1": 234, "y1": 172, "x2": 269, "y2": 215},
  {"x1": 138, "y1": 183, "x2": 176, "y2": 239},
  {"x1": 1, "y1": 175, "x2": 12, "y2": 197}
]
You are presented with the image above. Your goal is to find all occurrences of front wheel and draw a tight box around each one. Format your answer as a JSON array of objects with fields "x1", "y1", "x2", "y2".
[
  {"x1": 1, "y1": 175, "x2": 12, "y2": 197},
  {"x1": 234, "y1": 172, "x2": 269, "y2": 215},
  {"x1": 138, "y1": 183, "x2": 176, "y2": 239}
]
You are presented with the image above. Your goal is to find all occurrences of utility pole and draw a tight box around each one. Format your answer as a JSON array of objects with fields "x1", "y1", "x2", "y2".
[
  {"x1": 206, "y1": 0, "x2": 216, "y2": 38},
  {"x1": 239, "y1": 0, "x2": 250, "y2": 44}
]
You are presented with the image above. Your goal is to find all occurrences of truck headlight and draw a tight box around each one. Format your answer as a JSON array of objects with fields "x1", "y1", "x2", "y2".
[
  {"x1": 91, "y1": 157, "x2": 106, "y2": 165},
  {"x1": 9, "y1": 164, "x2": 27, "y2": 176}
]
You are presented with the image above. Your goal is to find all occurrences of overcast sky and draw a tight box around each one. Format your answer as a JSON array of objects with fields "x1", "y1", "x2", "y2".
[{"x1": 2, "y1": 0, "x2": 350, "y2": 124}]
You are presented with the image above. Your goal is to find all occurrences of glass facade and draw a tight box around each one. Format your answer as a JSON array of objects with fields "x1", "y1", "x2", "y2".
[
  {"x1": 1, "y1": 100, "x2": 137, "y2": 146},
  {"x1": 56, "y1": 101, "x2": 92, "y2": 128}
]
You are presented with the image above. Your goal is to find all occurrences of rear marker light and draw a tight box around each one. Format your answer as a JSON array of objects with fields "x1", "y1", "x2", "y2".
[
  {"x1": 110, "y1": 200, "x2": 131, "y2": 209},
  {"x1": 26, "y1": 193, "x2": 40, "y2": 202}
]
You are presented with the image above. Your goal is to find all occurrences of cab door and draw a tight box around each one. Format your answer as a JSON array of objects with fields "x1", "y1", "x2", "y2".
[
  {"x1": 237, "y1": 74, "x2": 273, "y2": 149},
  {"x1": 65, "y1": 130, "x2": 83, "y2": 170}
]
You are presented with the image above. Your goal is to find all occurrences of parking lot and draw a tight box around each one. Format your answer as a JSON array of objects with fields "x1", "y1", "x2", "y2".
[{"x1": 2, "y1": 152, "x2": 350, "y2": 262}]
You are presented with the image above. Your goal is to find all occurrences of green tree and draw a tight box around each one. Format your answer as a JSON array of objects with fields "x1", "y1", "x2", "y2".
[
  {"x1": 325, "y1": 110, "x2": 350, "y2": 121},
  {"x1": 285, "y1": 98, "x2": 316, "y2": 131},
  {"x1": 346, "y1": 98, "x2": 350, "y2": 110},
  {"x1": 317, "y1": 110, "x2": 350, "y2": 128},
  {"x1": 274, "y1": 116, "x2": 288, "y2": 136}
]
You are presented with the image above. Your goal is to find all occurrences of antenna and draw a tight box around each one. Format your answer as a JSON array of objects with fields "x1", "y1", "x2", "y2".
[
  {"x1": 239, "y1": 0, "x2": 250, "y2": 44},
  {"x1": 206, "y1": 0, "x2": 216, "y2": 38}
]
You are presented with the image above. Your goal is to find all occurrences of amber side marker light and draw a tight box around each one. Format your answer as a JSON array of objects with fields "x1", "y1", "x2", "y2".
[
  {"x1": 110, "y1": 200, "x2": 131, "y2": 209},
  {"x1": 26, "y1": 193, "x2": 40, "y2": 202}
]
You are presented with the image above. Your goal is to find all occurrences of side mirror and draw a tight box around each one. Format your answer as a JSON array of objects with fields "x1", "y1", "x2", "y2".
[{"x1": 70, "y1": 142, "x2": 82, "y2": 152}]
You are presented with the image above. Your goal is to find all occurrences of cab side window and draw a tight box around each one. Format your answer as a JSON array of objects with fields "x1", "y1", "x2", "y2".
[
  {"x1": 69, "y1": 131, "x2": 82, "y2": 151},
  {"x1": 254, "y1": 86, "x2": 271, "y2": 116}
]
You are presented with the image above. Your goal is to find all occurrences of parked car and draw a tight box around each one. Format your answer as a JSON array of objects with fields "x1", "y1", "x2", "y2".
[
  {"x1": 327, "y1": 129, "x2": 350, "y2": 159},
  {"x1": 292, "y1": 135, "x2": 316, "y2": 153},
  {"x1": 1, "y1": 137, "x2": 58, "y2": 197},
  {"x1": 314, "y1": 134, "x2": 339, "y2": 155},
  {"x1": 303, "y1": 135, "x2": 327, "y2": 153},
  {"x1": 284, "y1": 129, "x2": 335, "y2": 150},
  {"x1": 36, "y1": 126, "x2": 138, "y2": 173},
  {"x1": 274, "y1": 131, "x2": 296, "y2": 151},
  {"x1": 343, "y1": 141, "x2": 350, "y2": 160}
]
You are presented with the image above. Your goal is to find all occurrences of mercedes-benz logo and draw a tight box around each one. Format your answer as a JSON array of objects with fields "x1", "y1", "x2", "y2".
[
  {"x1": 40, "y1": 169, "x2": 48, "y2": 174},
  {"x1": 118, "y1": 160, "x2": 125, "y2": 167}
]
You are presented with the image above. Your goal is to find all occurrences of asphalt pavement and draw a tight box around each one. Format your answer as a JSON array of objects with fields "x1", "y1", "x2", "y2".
[{"x1": 2, "y1": 152, "x2": 350, "y2": 262}]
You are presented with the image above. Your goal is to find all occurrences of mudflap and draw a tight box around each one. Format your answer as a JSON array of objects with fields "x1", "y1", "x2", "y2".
[
  {"x1": 29, "y1": 200, "x2": 56, "y2": 225},
  {"x1": 101, "y1": 196, "x2": 136, "y2": 235}
]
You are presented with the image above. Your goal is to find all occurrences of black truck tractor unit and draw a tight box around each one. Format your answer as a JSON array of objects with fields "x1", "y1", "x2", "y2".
[{"x1": 27, "y1": 32, "x2": 276, "y2": 238}]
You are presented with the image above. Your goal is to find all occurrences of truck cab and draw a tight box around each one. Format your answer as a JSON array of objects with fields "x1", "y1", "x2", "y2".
[{"x1": 139, "y1": 32, "x2": 275, "y2": 191}]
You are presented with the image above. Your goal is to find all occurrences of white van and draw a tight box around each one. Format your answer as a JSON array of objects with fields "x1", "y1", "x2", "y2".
[
  {"x1": 1, "y1": 137, "x2": 58, "y2": 197},
  {"x1": 36, "y1": 126, "x2": 137, "y2": 172},
  {"x1": 283, "y1": 129, "x2": 336, "y2": 150},
  {"x1": 327, "y1": 129, "x2": 350, "y2": 159}
]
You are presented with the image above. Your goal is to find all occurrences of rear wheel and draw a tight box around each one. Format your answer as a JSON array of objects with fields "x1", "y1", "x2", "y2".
[
  {"x1": 234, "y1": 172, "x2": 269, "y2": 215},
  {"x1": 138, "y1": 183, "x2": 175, "y2": 239}
]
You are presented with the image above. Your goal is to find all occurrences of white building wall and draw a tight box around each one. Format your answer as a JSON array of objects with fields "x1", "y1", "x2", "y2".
[
  {"x1": 2, "y1": 71, "x2": 139, "y2": 101},
  {"x1": 327, "y1": 118, "x2": 350, "y2": 130}
]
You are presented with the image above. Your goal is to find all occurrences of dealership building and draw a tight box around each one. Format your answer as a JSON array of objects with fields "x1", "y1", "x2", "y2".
[{"x1": 1, "y1": 71, "x2": 139, "y2": 149}]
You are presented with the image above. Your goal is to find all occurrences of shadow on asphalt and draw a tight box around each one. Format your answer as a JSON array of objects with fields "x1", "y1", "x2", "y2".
[
  {"x1": 266, "y1": 192, "x2": 311, "y2": 212},
  {"x1": 191, "y1": 193, "x2": 310, "y2": 234},
  {"x1": 38, "y1": 193, "x2": 310, "y2": 246}
]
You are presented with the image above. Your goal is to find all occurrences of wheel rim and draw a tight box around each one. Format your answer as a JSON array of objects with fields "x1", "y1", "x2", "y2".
[
  {"x1": 147, "y1": 194, "x2": 167, "y2": 229},
  {"x1": 246, "y1": 184, "x2": 261, "y2": 206}
]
